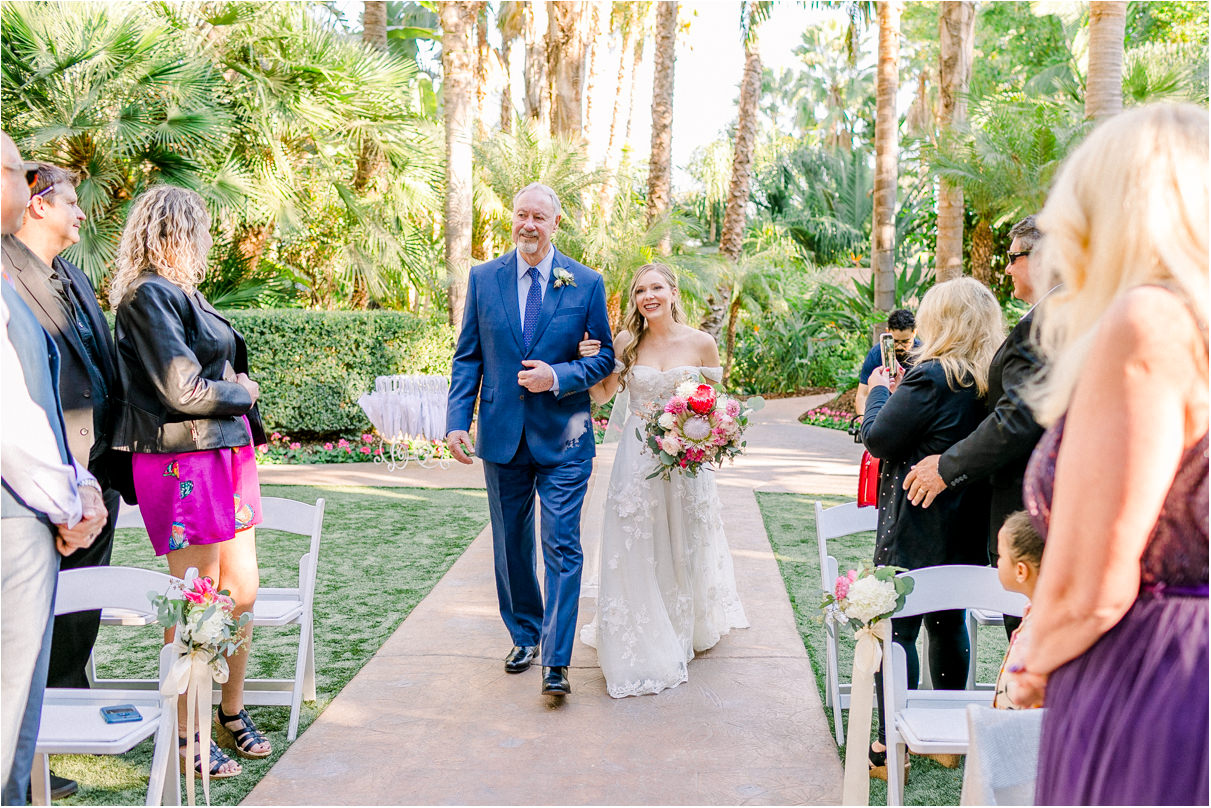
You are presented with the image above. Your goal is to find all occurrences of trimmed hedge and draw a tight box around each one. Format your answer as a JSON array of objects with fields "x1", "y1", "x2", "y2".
[{"x1": 228, "y1": 310, "x2": 455, "y2": 435}]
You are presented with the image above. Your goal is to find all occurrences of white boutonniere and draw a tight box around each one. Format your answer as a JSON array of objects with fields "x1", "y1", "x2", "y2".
[{"x1": 553, "y1": 268, "x2": 577, "y2": 289}]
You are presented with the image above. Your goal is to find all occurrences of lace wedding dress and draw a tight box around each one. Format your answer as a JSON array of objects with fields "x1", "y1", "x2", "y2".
[{"x1": 580, "y1": 365, "x2": 749, "y2": 698}]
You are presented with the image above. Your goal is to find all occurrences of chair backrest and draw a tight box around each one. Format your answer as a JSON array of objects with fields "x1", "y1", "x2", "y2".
[
  {"x1": 55, "y1": 566, "x2": 182, "y2": 617},
  {"x1": 815, "y1": 501, "x2": 878, "y2": 595},
  {"x1": 894, "y1": 565, "x2": 1028, "y2": 619}
]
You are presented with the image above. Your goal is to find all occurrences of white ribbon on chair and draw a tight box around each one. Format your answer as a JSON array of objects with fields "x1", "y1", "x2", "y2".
[
  {"x1": 161, "y1": 637, "x2": 230, "y2": 806},
  {"x1": 842, "y1": 618, "x2": 891, "y2": 806}
]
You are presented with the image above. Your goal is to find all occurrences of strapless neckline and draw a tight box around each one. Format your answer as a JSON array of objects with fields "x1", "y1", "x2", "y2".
[{"x1": 631, "y1": 364, "x2": 719, "y2": 374}]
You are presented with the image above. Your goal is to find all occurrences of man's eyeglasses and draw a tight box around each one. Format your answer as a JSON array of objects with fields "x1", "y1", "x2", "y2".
[
  {"x1": 23, "y1": 162, "x2": 39, "y2": 189},
  {"x1": 1008, "y1": 250, "x2": 1031, "y2": 263}
]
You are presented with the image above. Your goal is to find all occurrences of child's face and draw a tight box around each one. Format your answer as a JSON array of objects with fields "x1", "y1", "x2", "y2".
[{"x1": 996, "y1": 526, "x2": 1019, "y2": 592}]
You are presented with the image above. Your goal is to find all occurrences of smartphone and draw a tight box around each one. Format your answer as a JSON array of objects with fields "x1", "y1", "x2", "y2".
[
  {"x1": 879, "y1": 331, "x2": 898, "y2": 374},
  {"x1": 99, "y1": 704, "x2": 142, "y2": 724}
]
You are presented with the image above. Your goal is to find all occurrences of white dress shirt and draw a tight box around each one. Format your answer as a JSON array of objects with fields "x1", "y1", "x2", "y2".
[
  {"x1": 1, "y1": 293, "x2": 93, "y2": 527},
  {"x1": 515, "y1": 247, "x2": 559, "y2": 395}
]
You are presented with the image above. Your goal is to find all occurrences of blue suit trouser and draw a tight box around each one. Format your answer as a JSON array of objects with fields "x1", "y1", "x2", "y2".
[
  {"x1": 1, "y1": 516, "x2": 58, "y2": 805},
  {"x1": 482, "y1": 438, "x2": 591, "y2": 667}
]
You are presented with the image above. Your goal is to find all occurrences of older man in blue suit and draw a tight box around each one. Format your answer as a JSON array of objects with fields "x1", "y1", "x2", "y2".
[{"x1": 446, "y1": 182, "x2": 614, "y2": 698}]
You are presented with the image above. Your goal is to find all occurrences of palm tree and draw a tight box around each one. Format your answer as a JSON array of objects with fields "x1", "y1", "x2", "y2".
[
  {"x1": 496, "y1": 1, "x2": 525, "y2": 132},
  {"x1": 1086, "y1": 1, "x2": 1126, "y2": 119},
  {"x1": 523, "y1": 1, "x2": 549, "y2": 127},
  {"x1": 598, "y1": 2, "x2": 651, "y2": 219},
  {"x1": 646, "y1": 0, "x2": 678, "y2": 255},
  {"x1": 547, "y1": 1, "x2": 589, "y2": 139},
  {"x1": 442, "y1": 1, "x2": 477, "y2": 327},
  {"x1": 582, "y1": 1, "x2": 608, "y2": 148},
  {"x1": 702, "y1": 0, "x2": 769, "y2": 338},
  {"x1": 934, "y1": 0, "x2": 974, "y2": 283},
  {"x1": 475, "y1": 2, "x2": 490, "y2": 135},
  {"x1": 870, "y1": 0, "x2": 903, "y2": 312},
  {"x1": 363, "y1": 1, "x2": 387, "y2": 49}
]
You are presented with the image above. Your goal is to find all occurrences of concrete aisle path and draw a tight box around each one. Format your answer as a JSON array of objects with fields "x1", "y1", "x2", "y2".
[{"x1": 248, "y1": 395, "x2": 862, "y2": 805}]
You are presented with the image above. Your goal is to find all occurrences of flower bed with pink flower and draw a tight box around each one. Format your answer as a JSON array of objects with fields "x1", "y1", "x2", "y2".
[
  {"x1": 256, "y1": 431, "x2": 453, "y2": 465},
  {"x1": 801, "y1": 406, "x2": 856, "y2": 431},
  {"x1": 638, "y1": 379, "x2": 763, "y2": 480}
]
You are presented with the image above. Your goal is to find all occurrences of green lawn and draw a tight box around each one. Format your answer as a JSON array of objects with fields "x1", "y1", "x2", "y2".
[
  {"x1": 52, "y1": 484, "x2": 488, "y2": 806},
  {"x1": 756, "y1": 492, "x2": 1010, "y2": 807}
]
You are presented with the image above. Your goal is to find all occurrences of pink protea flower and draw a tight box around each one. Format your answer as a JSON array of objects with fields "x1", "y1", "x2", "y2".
[
  {"x1": 682, "y1": 416, "x2": 712, "y2": 442},
  {"x1": 725, "y1": 399, "x2": 741, "y2": 418},
  {"x1": 665, "y1": 396, "x2": 688, "y2": 415},
  {"x1": 687, "y1": 384, "x2": 716, "y2": 415}
]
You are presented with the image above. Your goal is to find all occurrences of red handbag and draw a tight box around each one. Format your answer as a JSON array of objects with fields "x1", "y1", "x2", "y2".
[{"x1": 858, "y1": 450, "x2": 880, "y2": 508}]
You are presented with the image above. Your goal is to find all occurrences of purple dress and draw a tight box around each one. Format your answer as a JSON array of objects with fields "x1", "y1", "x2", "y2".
[{"x1": 1024, "y1": 417, "x2": 1209, "y2": 806}]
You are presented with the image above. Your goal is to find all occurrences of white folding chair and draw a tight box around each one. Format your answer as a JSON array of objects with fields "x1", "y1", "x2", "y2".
[
  {"x1": 882, "y1": 565, "x2": 1029, "y2": 806},
  {"x1": 35, "y1": 567, "x2": 183, "y2": 806},
  {"x1": 814, "y1": 500, "x2": 878, "y2": 745},
  {"x1": 103, "y1": 496, "x2": 325, "y2": 741}
]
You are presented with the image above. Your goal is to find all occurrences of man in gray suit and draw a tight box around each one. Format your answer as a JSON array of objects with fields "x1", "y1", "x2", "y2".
[{"x1": 0, "y1": 132, "x2": 106, "y2": 804}]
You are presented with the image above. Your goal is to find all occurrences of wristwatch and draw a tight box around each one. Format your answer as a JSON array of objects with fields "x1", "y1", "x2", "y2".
[{"x1": 77, "y1": 477, "x2": 103, "y2": 495}]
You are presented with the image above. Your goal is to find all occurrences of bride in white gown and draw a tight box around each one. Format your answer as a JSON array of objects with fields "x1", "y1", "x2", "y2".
[{"x1": 578, "y1": 263, "x2": 748, "y2": 698}]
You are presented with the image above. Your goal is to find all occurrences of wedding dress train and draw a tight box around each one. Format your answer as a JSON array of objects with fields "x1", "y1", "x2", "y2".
[{"x1": 581, "y1": 365, "x2": 748, "y2": 698}]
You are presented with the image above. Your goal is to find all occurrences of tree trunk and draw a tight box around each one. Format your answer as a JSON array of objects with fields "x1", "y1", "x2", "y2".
[
  {"x1": 624, "y1": 32, "x2": 646, "y2": 150},
  {"x1": 500, "y1": 39, "x2": 514, "y2": 132},
  {"x1": 582, "y1": 1, "x2": 604, "y2": 148},
  {"x1": 703, "y1": 37, "x2": 761, "y2": 339},
  {"x1": 598, "y1": 21, "x2": 635, "y2": 219},
  {"x1": 442, "y1": 2, "x2": 476, "y2": 328},
  {"x1": 523, "y1": 1, "x2": 549, "y2": 127},
  {"x1": 361, "y1": 1, "x2": 387, "y2": 50},
  {"x1": 970, "y1": 218, "x2": 994, "y2": 287},
  {"x1": 646, "y1": 0, "x2": 677, "y2": 254},
  {"x1": 475, "y1": 3, "x2": 489, "y2": 136},
  {"x1": 934, "y1": 0, "x2": 973, "y2": 283},
  {"x1": 1086, "y1": 1, "x2": 1126, "y2": 120},
  {"x1": 871, "y1": 0, "x2": 902, "y2": 313},
  {"x1": 547, "y1": 1, "x2": 588, "y2": 139},
  {"x1": 722, "y1": 293, "x2": 742, "y2": 386}
]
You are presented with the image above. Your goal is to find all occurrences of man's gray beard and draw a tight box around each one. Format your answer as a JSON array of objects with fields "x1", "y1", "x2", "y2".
[{"x1": 516, "y1": 239, "x2": 538, "y2": 255}]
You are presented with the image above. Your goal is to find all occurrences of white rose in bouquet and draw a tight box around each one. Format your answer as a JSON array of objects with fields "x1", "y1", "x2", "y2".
[
  {"x1": 660, "y1": 435, "x2": 683, "y2": 454},
  {"x1": 842, "y1": 575, "x2": 899, "y2": 624},
  {"x1": 658, "y1": 411, "x2": 676, "y2": 430},
  {"x1": 189, "y1": 609, "x2": 229, "y2": 645}
]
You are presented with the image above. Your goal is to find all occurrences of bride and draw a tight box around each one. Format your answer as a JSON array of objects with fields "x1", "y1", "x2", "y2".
[{"x1": 578, "y1": 263, "x2": 748, "y2": 698}]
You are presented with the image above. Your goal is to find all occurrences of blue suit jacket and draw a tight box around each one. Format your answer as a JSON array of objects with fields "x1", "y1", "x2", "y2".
[{"x1": 446, "y1": 248, "x2": 615, "y2": 466}]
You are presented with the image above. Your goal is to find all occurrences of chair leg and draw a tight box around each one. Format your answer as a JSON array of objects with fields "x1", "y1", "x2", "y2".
[
  {"x1": 886, "y1": 740, "x2": 907, "y2": 806},
  {"x1": 31, "y1": 753, "x2": 51, "y2": 805},
  {"x1": 86, "y1": 651, "x2": 99, "y2": 687},
  {"x1": 303, "y1": 620, "x2": 317, "y2": 702},
  {"x1": 287, "y1": 617, "x2": 314, "y2": 742},
  {"x1": 966, "y1": 611, "x2": 978, "y2": 690}
]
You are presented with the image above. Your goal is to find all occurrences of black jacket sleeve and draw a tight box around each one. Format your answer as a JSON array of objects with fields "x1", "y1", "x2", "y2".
[
  {"x1": 938, "y1": 320, "x2": 1044, "y2": 488},
  {"x1": 860, "y1": 365, "x2": 939, "y2": 461},
  {"x1": 118, "y1": 280, "x2": 254, "y2": 418}
]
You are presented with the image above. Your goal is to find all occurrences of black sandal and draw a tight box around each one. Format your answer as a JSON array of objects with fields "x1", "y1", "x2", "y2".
[
  {"x1": 178, "y1": 735, "x2": 242, "y2": 779},
  {"x1": 869, "y1": 743, "x2": 909, "y2": 782},
  {"x1": 214, "y1": 707, "x2": 272, "y2": 759}
]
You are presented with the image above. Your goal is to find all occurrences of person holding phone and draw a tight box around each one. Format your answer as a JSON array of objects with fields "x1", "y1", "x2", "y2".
[
  {"x1": 109, "y1": 186, "x2": 268, "y2": 779},
  {"x1": 858, "y1": 278, "x2": 1003, "y2": 777},
  {"x1": 855, "y1": 309, "x2": 919, "y2": 414}
]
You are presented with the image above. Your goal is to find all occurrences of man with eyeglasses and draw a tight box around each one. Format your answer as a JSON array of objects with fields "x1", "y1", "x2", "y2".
[
  {"x1": 903, "y1": 215, "x2": 1050, "y2": 637},
  {"x1": 855, "y1": 308, "x2": 920, "y2": 414},
  {"x1": 4, "y1": 163, "x2": 127, "y2": 800},
  {"x1": 1, "y1": 132, "x2": 106, "y2": 804}
]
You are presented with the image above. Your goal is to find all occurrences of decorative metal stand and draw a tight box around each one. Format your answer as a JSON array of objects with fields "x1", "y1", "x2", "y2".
[{"x1": 358, "y1": 374, "x2": 452, "y2": 473}]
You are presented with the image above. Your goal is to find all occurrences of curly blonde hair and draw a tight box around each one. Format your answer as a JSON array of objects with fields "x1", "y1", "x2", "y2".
[
  {"x1": 911, "y1": 277, "x2": 1004, "y2": 396},
  {"x1": 1029, "y1": 103, "x2": 1208, "y2": 427},
  {"x1": 618, "y1": 263, "x2": 685, "y2": 388},
  {"x1": 108, "y1": 185, "x2": 211, "y2": 308}
]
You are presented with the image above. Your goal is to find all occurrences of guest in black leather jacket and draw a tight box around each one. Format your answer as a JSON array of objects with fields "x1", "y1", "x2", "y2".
[
  {"x1": 860, "y1": 276, "x2": 1004, "y2": 773},
  {"x1": 109, "y1": 186, "x2": 270, "y2": 776}
]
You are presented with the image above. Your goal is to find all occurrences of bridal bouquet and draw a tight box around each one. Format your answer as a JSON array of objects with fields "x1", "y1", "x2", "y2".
[
  {"x1": 638, "y1": 380, "x2": 763, "y2": 480},
  {"x1": 819, "y1": 565, "x2": 914, "y2": 805},
  {"x1": 150, "y1": 575, "x2": 252, "y2": 805}
]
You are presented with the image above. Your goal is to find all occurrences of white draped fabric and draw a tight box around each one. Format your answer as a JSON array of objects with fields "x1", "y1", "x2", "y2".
[
  {"x1": 357, "y1": 375, "x2": 449, "y2": 441},
  {"x1": 580, "y1": 365, "x2": 748, "y2": 698}
]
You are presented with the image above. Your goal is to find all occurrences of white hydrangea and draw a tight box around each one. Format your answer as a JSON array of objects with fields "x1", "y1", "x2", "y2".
[
  {"x1": 189, "y1": 610, "x2": 228, "y2": 645},
  {"x1": 841, "y1": 575, "x2": 899, "y2": 624},
  {"x1": 658, "y1": 412, "x2": 676, "y2": 430}
]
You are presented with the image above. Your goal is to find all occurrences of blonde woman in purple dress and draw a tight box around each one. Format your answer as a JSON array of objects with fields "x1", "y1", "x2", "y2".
[{"x1": 1006, "y1": 104, "x2": 1208, "y2": 805}]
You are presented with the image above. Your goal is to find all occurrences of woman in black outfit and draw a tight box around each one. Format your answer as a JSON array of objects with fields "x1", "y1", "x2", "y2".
[{"x1": 860, "y1": 276, "x2": 1003, "y2": 775}]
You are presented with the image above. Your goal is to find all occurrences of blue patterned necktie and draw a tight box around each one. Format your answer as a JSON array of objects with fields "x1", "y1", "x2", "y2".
[{"x1": 522, "y1": 266, "x2": 542, "y2": 350}]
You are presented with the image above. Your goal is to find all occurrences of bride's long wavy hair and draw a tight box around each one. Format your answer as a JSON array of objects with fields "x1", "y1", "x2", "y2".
[{"x1": 618, "y1": 263, "x2": 685, "y2": 389}]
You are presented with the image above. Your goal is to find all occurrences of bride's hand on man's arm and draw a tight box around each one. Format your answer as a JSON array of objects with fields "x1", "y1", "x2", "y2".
[{"x1": 578, "y1": 332, "x2": 601, "y2": 358}]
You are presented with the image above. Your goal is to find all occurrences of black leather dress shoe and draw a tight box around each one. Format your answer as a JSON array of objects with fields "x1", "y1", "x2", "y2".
[
  {"x1": 541, "y1": 666, "x2": 570, "y2": 696},
  {"x1": 27, "y1": 773, "x2": 78, "y2": 801},
  {"x1": 504, "y1": 645, "x2": 538, "y2": 673}
]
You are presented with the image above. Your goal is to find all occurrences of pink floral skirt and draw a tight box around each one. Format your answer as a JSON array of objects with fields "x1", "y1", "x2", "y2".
[{"x1": 131, "y1": 439, "x2": 262, "y2": 556}]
